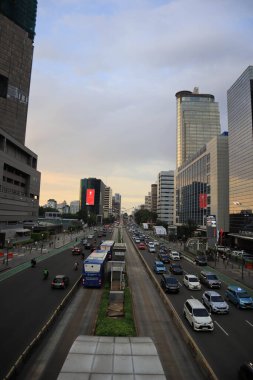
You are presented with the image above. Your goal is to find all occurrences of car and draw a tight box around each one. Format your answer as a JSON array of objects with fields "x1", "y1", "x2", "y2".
[
  {"x1": 199, "y1": 271, "x2": 221, "y2": 288},
  {"x1": 158, "y1": 252, "x2": 170, "y2": 263},
  {"x1": 51, "y1": 275, "x2": 69, "y2": 289},
  {"x1": 153, "y1": 260, "x2": 166, "y2": 274},
  {"x1": 169, "y1": 263, "x2": 183, "y2": 275},
  {"x1": 224, "y1": 285, "x2": 253, "y2": 309},
  {"x1": 183, "y1": 274, "x2": 201, "y2": 290},
  {"x1": 85, "y1": 242, "x2": 91, "y2": 249},
  {"x1": 138, "y1": 242, "x2": 146, "y2": 250},
  {"x1": 72, "y1": 247, "x2": 81, "y2": 255},
  {"x1": 183, "y1": 298, "x2": 214, "y2": 332},
  {"x1": 169, "y1": 251, "x2": 180, "y2": 261},
  {"x1": 82, "y1": 239, "x2": 88, "y2": 245},
  {"x1": 135, "y1": 238, "x2": 141, "y2": 244},
  {"x1": 202, "y1": 291, "x2": 229, "y2": 314},
  {"x1": 148, "y1": 245, "x2": 156, "y2": 253},
  {"x1": 160, "y1": 274, "x2": 179, "y2": 293},
  {"x1": 238, "y1": 361, "x2": 253, "y2": 380},
  {"x1": 195, "y1": 255, "x2": 207, "y2": 266}
]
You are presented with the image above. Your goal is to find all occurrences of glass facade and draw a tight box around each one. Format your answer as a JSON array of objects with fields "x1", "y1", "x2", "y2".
[
  {"x1": 228, "y1": 66, "x2": 253, "y2": 232},
  {"x1": 176, "y1": 151, "x2": 209, "y2": 226},
  {"x1": 80, "y1": 178, "x2": 105, "y2": 216},
  {"x1": 176, "y1": 90, "x2": 221, "y2": 169}
]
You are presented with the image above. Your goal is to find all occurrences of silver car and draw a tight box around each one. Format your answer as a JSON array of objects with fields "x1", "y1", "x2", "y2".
[
  {"x1": 202, "y1": 291, "x2": 229, "y2": 314},
  {"x1": 200, "y1": 271, "x2": 221, "y2": 288}
]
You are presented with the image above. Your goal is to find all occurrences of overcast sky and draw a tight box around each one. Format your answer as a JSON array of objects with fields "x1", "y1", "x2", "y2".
[{"x1": 26, "y1": 0, "x2": 253, "y2": 210}]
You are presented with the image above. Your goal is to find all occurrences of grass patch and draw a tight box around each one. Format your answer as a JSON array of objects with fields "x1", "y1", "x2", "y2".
[{"x1": 95, "y1": 283, "x2": 136, "y2": 336}]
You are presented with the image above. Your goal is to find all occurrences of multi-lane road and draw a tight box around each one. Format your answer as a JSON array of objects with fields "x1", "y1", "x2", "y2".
[
  {"x1": 1, "y1": 226, "x2": 252, "y2": 379},
  {"x1": 130, "y1": 229, "x2": 253, "y2": 379}
]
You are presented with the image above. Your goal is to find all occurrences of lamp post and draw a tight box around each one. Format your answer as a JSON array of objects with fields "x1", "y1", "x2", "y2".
[
  {"x1": 40, "y1": 233, "x2": 44, "y2": 254},
  {"x1": 6, "y1": 239, "x2": 10, "y2": 266}
]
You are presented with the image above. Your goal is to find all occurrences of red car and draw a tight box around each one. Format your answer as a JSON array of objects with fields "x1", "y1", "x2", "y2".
[
  {"x1": 138, "y1": 243, "x2": 146, "y2": 250},
  {"x1": 72, "y1": 247, "x2": 81, "y2": 255}
]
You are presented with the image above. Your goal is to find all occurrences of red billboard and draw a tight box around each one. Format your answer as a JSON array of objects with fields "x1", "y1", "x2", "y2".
[
  {"x1": 199, "y1": 193, "x2": 207, "y2": 209},
  {"x1": 86, "y1": 189, "x2": 95, "y2": 205}
]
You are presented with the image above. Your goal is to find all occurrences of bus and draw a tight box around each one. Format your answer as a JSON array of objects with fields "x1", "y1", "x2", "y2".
[
  {"x1": 100, "y1": 240, "x2": 115, "y2": 260},
  {"x1": 82, "y1": 250, "x2": 109, "y2": 288}
]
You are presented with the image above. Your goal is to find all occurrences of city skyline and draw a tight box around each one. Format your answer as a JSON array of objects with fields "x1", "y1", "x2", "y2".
[{"x1": 25, "y1": 0, "x2": 253, "y2": 209}]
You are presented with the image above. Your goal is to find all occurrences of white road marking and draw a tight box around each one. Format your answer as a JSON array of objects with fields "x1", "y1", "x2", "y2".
[
  {"x1": 214, "y1": 320, "x2": 229, "y2": 336},
  {"x1": 245, "y1": 320, "x2": 253, "y2": 327}
]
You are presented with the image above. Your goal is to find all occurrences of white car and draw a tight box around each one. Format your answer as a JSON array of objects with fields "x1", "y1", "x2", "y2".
[
  {"x1": 184, "y1": 299, "x2": 214, "y2": 332},
  {"x1": 148, "y1": 245, "x2": 156, "y2": 253},
  {"x1": 169, "y1": 251, "x2": 180, "y2": 261},
  {"x1": 183, "y1": 274, "x2": 201, "y2": 290}
]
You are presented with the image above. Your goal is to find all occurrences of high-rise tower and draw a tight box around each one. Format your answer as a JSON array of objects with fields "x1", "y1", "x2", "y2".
[
  {"x1": 0, "y1": 1, "x2": 40, "y2": 226},
  {"x1": 228, "y1": 66, "x2": 253, "y2": 232},
  {"x1": 175, "y1": 88, "x2": 221, "y2": 169}
]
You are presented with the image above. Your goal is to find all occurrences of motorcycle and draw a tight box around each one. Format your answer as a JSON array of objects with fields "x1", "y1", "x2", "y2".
[
  {"x1": 43, "y1": 270, "x2": 49, "y2": 279},
  {"x1": 31, "y1": 259, "x2": 36, "y2": 268}
]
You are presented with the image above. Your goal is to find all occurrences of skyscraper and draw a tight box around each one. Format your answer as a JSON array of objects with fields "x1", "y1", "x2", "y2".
[
  {"x1": 228, "y1": 66, "x2": 253, "y2": 232},
  {"x1": 80, "y1": 178, "x2": 106, "y2": 218},
  {"x1": 175, "y1": 88, "x2": 221, "y2": 169},
  {"x1": 157, "y1": 171, "x2": 174, "y2": 225},
  {"x1": 0, "y1": 1, "x2": 40, "y2": 226}
]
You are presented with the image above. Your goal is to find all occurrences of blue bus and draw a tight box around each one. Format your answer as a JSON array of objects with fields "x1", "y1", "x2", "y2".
[
  {"x1": 82, "y1": 250, "x2": 109, "y2": 288},
  {"x1": 100, "y1": 240, "x2": 115, "y2": 260}
]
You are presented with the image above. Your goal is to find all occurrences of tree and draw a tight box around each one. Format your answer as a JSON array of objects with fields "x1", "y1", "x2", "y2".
[
  {"x1": 38, "y1": 206, "x2": 58, "y2": 217},
  {"x1": 134, "y1": 209, "x2": 157, "y2": 225}
]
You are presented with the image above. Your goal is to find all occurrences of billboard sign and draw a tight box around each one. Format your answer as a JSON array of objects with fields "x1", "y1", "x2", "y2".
[
  {"x1": 86, "y1": 189, "x2": 95, "y2": 205},
  {"x1": 199, "y1": 193, "x2": 207, "y2": 209}
]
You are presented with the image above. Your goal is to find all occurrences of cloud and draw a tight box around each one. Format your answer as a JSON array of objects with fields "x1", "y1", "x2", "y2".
[{"x1": 26, "y1": 0, "x2": 253, "y2": 208}]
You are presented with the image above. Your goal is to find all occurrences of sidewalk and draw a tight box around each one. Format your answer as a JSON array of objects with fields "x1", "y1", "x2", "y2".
[{"x1": 0, "y1": 230, "x2": 85, "y2": 274}]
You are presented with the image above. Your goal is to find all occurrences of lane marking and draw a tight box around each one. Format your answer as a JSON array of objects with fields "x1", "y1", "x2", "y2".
[
  {"x1": 214, "y1": 320, "x2": 229, "y2": 336},
  {"x1": 245, "y1": 320, "x2": 253, "y2": 327}
]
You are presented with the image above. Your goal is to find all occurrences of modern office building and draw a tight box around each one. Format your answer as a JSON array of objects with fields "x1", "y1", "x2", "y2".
[
  {"x1": 157, "y1": 171, "x2": 174, "y2": 225},
  {"x1": 151, "y1": 184, "x2": 157, "y2": 213},
  {"x1": 104, "y1": 187, "x2": 112, "y2": 219},
  {"x1": 80, "y1": 178, "x2": 106, "y2": 220},
  {"x1": 228, "y1": 66, "x2": 253, "y2": 234},
  {"x1": 0, "y1": 1, "x2": 40, "y2": 227},
  {"x1": 112, "y1": 193, "x2": 121, "y2": 219},
  {"x1": 70, "y1": 200, "x2": 80, "y2": 214},
  {"x1": 144, "y1": 192, "x2": 151, "y2": 211},
  {"x1": 176, "y1": 88, "x2": 221, "y2": 169},
  {"x1": 175, "y1": 133, "x2": 229, "y2": 232}
]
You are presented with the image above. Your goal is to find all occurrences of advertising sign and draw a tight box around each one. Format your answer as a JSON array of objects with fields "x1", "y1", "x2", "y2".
[
  {"x1": 199, "y1": 193, "x2": 207, "y2": 209},
  {"x1": 86, "y1": 189, "x2": 95, "y2": 205}
]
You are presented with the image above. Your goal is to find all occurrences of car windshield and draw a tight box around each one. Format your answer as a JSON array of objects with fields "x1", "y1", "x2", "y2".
[
  {"x1": 173, "y1": 264, "x2": 181, "y2": 268},
  {"x1": 193, "y1": 308, "x2": 209, "y2": 317},
  {"x1": 189, "y1": 277, "x2": 198, "y2": 282},
  {"x1": 157, "y1": 263, "x2": 164, "y2": 268},
  {"x1": 238, "y1": 292, "x2": 250, "y2": 299},
  {"x1": 167, "y1": 278, "x2": 177, "y2": 284},
  {"x1": 207, "y1": 275, "x2": 218, "y2": 280},
  {"x1": 54, "y1": 278, "x2": 63, "y2": 283},
  {"x1": 211, "y1": 295, "x2": 223, "y2": 302}
]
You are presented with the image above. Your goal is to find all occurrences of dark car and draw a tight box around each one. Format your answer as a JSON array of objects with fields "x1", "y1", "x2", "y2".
[
  {"x1": 169, "y1": 263, "x2": 183, "y2": 275},
  {"x1": 195, "y1": 255, "x2": 208, "y2": 266},
  {"x1": 72, "y1": 247, "x2": 81, "y2": 255},
  {"x1": 238, "y1": 361, "x2": 253, "y2": 380},
  {"x1": 158, "y1": 252, "x2": 170, "y2": 263},
  {"x1": 51, "y1": 275, "x2": 69, "y2": 289},
  {"x1": 160, "y1": 274, "x2": 179, "y2": 293}
]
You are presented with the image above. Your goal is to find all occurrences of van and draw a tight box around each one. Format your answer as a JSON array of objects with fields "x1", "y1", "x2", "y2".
[{"x1": 183, "y1": 299, "x2": 214, "y2": 332}]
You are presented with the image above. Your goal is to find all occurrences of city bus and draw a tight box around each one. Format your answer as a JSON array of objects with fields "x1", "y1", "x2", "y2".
[
  {"x1": 82, "y1": 250, "x2": 109, "y2": 288},
  {"x1": 100, "y1": 240, "x2": 115, "y2": 260}
]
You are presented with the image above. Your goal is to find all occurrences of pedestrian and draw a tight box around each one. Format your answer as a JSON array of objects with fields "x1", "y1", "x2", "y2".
[{"x1": 222, "y1": 254, "x2": 226, "y2": 264}]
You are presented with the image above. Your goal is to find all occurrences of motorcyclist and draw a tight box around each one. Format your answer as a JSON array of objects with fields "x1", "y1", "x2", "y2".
[
  {"x1": 31, "y1": 258, "x2": 36, "y2": 268},
  {"x1": 74, "y1": 262, "x2": 79, "y2": 271},
  {"x1": 43, "y1": 269, "x2": 49, "y2": 279}
]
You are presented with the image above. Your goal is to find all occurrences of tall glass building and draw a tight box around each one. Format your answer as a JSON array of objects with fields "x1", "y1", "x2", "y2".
[
  {"x1": 228, "y1": 66, "x2": 253, "y2": 233},
  {"x1": 176, "y1": 88, "x2": 221, "y2": 169},
  {"x1": 157, "y1": 171, "x2": 174, "y2": 225}
]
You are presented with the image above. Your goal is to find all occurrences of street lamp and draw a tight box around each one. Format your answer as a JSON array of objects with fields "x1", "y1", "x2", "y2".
[
  {"x1": 40, "y1": 233, "x2": 44, "y2": 254},
  {"x1": 6, "y1": 239, "x2": 10, "y2": 266}
]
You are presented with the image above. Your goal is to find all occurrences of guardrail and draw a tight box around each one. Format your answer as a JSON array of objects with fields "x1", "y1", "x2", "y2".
[
  {"x1": 4, "y1": 276, "x2": 82, "y2": 380},
  {"x1": 127, "y1": 231, "x2": 218, "y2": 380}
]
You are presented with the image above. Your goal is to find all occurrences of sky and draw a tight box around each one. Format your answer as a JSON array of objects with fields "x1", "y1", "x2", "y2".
[{"x1": 26, "y1": 0, "x2": 253, "y2": 210}]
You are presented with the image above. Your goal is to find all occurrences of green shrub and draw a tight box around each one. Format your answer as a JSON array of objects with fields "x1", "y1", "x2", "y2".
[{"x1": 95, "y1": 285, "x2": 136, "y2": 336}]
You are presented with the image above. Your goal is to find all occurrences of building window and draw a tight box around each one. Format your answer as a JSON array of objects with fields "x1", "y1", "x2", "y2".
[{"x1": 0, "y1": 74, "x2": 8, "y2": 98}]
